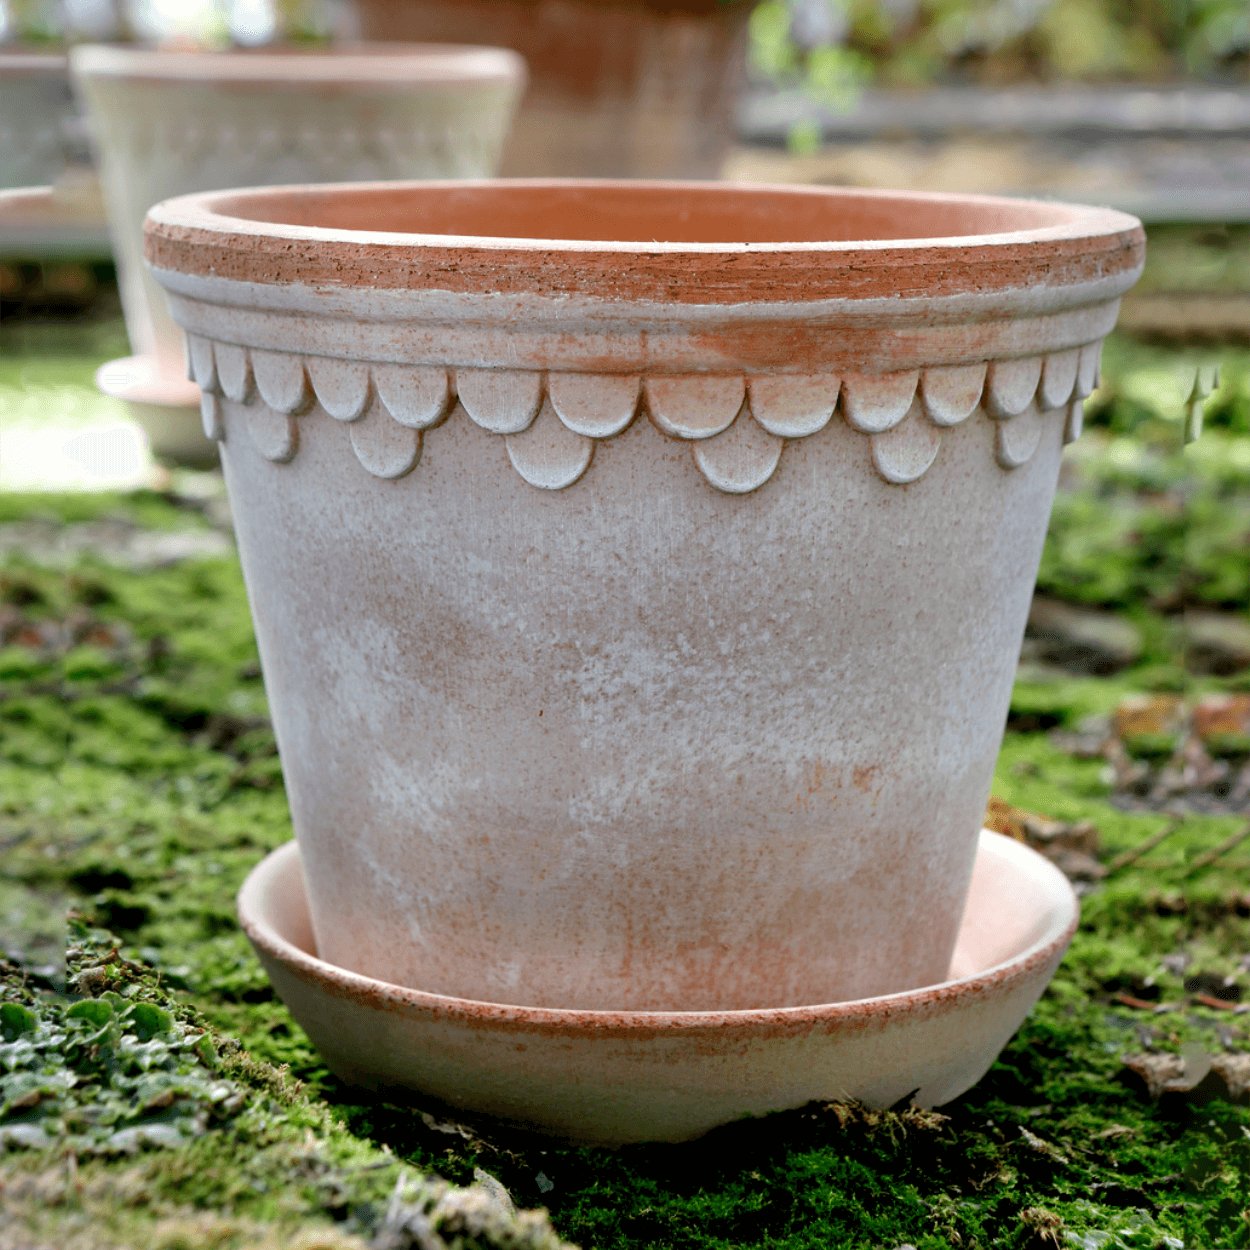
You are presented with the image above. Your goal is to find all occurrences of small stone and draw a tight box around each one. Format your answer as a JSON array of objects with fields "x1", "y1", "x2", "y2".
[
  {"x1": 1185, "y1": 611, "x2": 1250, "y2": 677},
  {"x1": 1026, "y1": 597, "x2": 1144, "y2": 675}
]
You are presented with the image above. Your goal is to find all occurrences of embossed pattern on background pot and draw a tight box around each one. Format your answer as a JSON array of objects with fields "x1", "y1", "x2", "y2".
[{"x1": 145, "y1": 180, "x2": 1143, "y2": 1012}]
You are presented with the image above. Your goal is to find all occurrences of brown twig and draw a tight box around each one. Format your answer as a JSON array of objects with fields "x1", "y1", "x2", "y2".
[
  {"x1": 1185, "y1": 821, "x2": 1250, "y2": 877},
  {"x1": 1106, "y1": 819, "x2": 1183, "y2": 874}
]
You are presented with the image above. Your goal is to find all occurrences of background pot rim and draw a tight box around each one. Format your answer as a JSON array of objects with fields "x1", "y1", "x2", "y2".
[
  {"x1": 145, "y1": 179, "x2": 1144, "y2": 306},
  {"x1": 69, "y1": 41, "x2": 526, "y2": 89}
]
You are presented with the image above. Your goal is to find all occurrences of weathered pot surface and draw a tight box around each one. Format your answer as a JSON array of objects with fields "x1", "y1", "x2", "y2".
[
  {"x1": 71, "y1": 43, "x2": 525, "y2": 383},
  {"x1": 147, "y1": 180, "x2": 1142, "y2": 1012},
  {"x1": 351, "y1": 0, "x2": 749, "y2": 178},
  {"x1": 239, "y1": 829, "x2": 1079, "y2": 1144}
]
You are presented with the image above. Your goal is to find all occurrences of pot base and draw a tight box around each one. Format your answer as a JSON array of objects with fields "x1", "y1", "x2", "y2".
[
  {"x1": 238, "y1": 829, "x2": 1077, "y2": 1144},
  {"x1": 96, "y1": 355, "x2": 215, "y2": 469}
]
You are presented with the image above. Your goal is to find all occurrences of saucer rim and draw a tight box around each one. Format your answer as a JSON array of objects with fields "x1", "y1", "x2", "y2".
[
  {"x1": 238, "y1": 829, "x2": 1079, "y2": 1032},
  {"x1": 95, "y1": 354, "x2": 201, "y2": 409}
]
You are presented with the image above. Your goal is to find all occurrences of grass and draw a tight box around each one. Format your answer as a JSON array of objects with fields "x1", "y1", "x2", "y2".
[{"x1": 1, "y1": 323, "x2": 1248, "y2": 1249}]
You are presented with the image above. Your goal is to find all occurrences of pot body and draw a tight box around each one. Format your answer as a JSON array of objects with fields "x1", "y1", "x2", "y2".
[
  {"x1": 352, "y1": 0, "x2": 748, "y2": 177},
  {"x1": 147, "y1": 181, "x2": 1142, "y2": 1011},
  {"x1": 71, "y1": 47, "x2": 523, "y2": 379},
  {"x1": 0, "y1": 54, "x2": 74, "y2": 190}
]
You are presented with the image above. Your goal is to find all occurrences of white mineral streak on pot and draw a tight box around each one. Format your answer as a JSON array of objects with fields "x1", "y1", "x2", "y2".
[{"x1": 145, "y1": 180, "x2": 1144, "y2": 1031}]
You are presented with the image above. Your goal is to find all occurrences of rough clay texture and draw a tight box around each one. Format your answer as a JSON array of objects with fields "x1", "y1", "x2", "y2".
[{"x1": 146, "y1": 182, "x2": 1144, "y2": 1013}]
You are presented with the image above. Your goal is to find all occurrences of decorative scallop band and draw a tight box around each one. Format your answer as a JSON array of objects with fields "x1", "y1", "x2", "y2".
[{"x1": 189, "y1": 338, "x2": 1103, "y2": 493}]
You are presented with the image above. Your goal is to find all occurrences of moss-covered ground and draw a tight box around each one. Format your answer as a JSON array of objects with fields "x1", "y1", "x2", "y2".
[{"x1": 2, "y1": 314, "x2": 1248, "y2": 1248}]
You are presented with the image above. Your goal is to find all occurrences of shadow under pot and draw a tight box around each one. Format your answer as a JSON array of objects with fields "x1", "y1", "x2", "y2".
[{"x1": 144, "y1": 179, "x2": 1143, "y2": 1013}]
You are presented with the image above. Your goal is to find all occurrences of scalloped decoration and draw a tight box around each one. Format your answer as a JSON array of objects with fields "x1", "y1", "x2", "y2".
[
  {"x1": 349, "y1": 399, "x2": 422, "y2": 479},
  {"x1": 985, "y1": 357, "x2": 1043, "y2": 419},
  {"x1": 247, "y1": 406, "x2": 298, "y2": 464},
  {"x1": 1064, "y1": 398, "x2": 1084, "y2": 445},
  {"x1": 870, "y1": 405, "x2": 942, "y2": 484},
  {"x1": 200, "y1": 390, "x2": 223, "y2": 442},
  {"x1": 995, "y1": 405, "x2": 1046, "y2": 469},
  {"x1": 549, "y1": 372, "x2": 639, "y2": 438},
  {"x1": 216, "y1": 343, "x2": 255, "y2": 404},
  {"x1": 505, "y1": 400, "x2": 594, "y2": 490},
  {"x1": 645, "y1": 375, "x2": 745, "y2": 440},
  {"x1": 920, "y1": 363, "x2": 986, "y2": 427},
  {"x1": 1076, "y1": 342, "x2": 1102, "y2": 398},
  {"x1": 747, "y1": 374, "x2": 839, "y2": 438},
  {"x1": 692, "y1": 413, "x2": 783, "y2": 493},
  {"x1": 458, "y1": 367, "x2": 543, "y2": 435},
  {"x1": 841, "y1": 371, "x2": 919, "y2": 434},
  {"x1": 253, "y1": 349, "x2": 312, "y2": 415},
  {"x1": 188, "y1": 335, "x2": 217, "y2": 392},
  {"x1": 374, "y1": 364, "x2": 453, "y2": 430},
  {"x1": 181, "y1": 340, "x2": 1107, "y2": 489},
  {"x1": 1039, "y1": 348, "x2": 1080, "y2": 412},
  {"x1": 308, "y1": 357, "x2": 372, "y2": 423}
]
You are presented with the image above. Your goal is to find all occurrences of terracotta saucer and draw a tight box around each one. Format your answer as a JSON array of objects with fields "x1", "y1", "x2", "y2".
[
  {"x1": 95, "y1": 355, "x2": 215, "y2": 469},
  {"x1": 238, "y1": 830, "x2": 1077, "y2": 1145}
]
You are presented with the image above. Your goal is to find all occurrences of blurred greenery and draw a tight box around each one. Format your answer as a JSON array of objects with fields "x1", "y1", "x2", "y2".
[{"x1": 751, "y1": 0, "x2": 1250, "y2": 104}]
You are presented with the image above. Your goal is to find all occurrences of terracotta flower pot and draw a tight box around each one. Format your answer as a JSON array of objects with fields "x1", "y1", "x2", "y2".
[
  {"x1": 70, "y1": 44, "x2": 525, "y2": 382},
  {"x1": 0, "y1": 53, "x2": 74, "y2": 191},
  {"x1": 350, "y1": 0, "x2": 749, "y2": 178},
  {"x1": 146, "y1": 180, "x2": 1142, "y2": 1012}
]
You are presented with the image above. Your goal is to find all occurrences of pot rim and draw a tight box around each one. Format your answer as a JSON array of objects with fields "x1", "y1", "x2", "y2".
[
  {"x1": 68, "y1": 41, "x2": 526, "y2": 88},
  {"x1": 238, "y1": 832, "x2": 1079, "y2": 1030},
  {"x1": 144, "y1": 179, "x2": 1144, "y2": 305},
  {"x1": 0, "y1": 50, "x2": 67, "y2": 73}
]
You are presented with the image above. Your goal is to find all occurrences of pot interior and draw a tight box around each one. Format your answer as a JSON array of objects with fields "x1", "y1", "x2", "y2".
[{"x1": 201, "y1": 181, "x2": 1100, "y2": 247}]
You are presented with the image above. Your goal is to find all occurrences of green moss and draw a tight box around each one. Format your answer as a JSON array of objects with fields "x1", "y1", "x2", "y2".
[{"x1": 2, "y1": 322, "x2": 1248, "y2": 1248}]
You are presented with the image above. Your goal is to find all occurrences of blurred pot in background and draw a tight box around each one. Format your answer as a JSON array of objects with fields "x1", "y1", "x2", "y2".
[
  {"x1": 71, "y1": 40, "x2": 523, "y2": 469},
  {"x1": 351, "y1": 0, "x2": 749, "y2": 178},
  {"x1": 0, "y1": 51, "x2": 75, "y2": 189}
]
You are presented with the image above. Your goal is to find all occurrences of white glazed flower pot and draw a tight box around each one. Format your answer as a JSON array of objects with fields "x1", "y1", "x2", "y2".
[
  {"x1": 71, "y1": 44, "x2": 525, "y2": 381},
  {"x1": 146, "y1": 181, "x2": 1143, "y2": 1012},
  {"x1": 0, "y1": 53, "x2": 74, "y2": 191}
]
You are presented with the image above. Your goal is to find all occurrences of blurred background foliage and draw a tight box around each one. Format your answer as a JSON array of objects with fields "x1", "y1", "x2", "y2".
[
  {"x1": 751, "y1": 0, "x2": 1249, "y2": 99},
  {"x1": 4, "y1": 0, "x2": 1248, "y2": 84}
]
